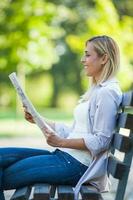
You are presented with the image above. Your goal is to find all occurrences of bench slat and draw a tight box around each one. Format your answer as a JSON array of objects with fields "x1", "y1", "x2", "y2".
[
  {"x1": 57, "y1": 185, "x2": 74, "y2": 200},
  {"x1": 122, "y1": 91, "x2": 133, "y2": 107},
  {"x1": 112, "y1": 133, "x2": 132, "y2": 152},
  {"x1": 80, "y1": 185, "x2": 103, "y2": 200},
  {"x1": 115, "y1": 130, "x2": 133, "y2": 200},
  {"x1": 33, "y1": 184, "x2": 51, "y2": 200},
  {"x1": 108, "y1": 155, "x2": 128, "y2": 179},
  {"x1": 117, "y1": 113, "x2": 133, "y2": 131},
  {"x1": 10, "y1": 186, "x2": 31, "y2": 200}
]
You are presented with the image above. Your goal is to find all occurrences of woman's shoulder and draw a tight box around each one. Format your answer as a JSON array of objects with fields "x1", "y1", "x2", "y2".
[
  {"x1": 99, "y1": 78, "x2": 122, "y2": 93},
  {"x1": 97, "y1": 78, "x2": 122, "y2": 106}
]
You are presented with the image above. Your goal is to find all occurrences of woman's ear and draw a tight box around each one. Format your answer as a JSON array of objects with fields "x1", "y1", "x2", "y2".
[{"x1": 101, "y1": 53, "x2": 108, "y2": 65}]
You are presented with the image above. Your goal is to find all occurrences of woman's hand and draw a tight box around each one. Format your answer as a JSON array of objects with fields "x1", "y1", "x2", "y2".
[
  {"x1": 23, "y1": 105, "x2": 35, "y2": 124},
  {"x1": 44, "y1": 129, "x2": 64, "y2": 147}
]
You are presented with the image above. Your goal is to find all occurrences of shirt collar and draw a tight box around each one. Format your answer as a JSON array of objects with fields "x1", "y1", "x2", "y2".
[{"x1": 98, "y1": 77, "x2": 119, "y2": 87}]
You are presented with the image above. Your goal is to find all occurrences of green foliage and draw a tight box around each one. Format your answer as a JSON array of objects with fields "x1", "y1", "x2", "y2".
[
  {"x1": 66, "y1": 0, "x2": 133, "y2": 91},
  {"x1": 0, "y1": 0, "x2": 133, "y2": 109},
  {"x1": 113, "y1": 0, "x2": 133, "y2": 17},
  {"x1": 0, "y1": 0, "x2": 64, "y2": 73}
]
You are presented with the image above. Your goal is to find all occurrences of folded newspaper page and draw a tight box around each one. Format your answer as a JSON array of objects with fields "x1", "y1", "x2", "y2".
[{"x1": 9, "y1": 72, "x2": 55, "y2": 135}]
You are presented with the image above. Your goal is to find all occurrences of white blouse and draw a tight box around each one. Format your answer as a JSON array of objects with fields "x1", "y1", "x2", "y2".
[{"x1": 59, "y1": 100, "x2": 92, "y2": 166}]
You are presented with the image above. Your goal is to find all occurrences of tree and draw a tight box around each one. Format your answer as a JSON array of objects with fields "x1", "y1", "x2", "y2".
[
  {"x1": 47, "y1": 0, "x2": 96, "y2": 107},
  {"x1": 0, "y1": 0, "x2": 132, "y2": 109},
  {"x1": 0, "y1": 0, "x2": 65, "y2": 109},
  {"x1": 66, "y1": 0, "x2": 133, "y2": 91},
  {"x1": 0, "y1": 0, "x2": 64, "y2": 76}
]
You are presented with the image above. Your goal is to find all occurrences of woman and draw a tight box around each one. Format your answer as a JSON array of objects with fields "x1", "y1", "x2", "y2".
[{"x1": 0, "y1": 35, "x2": 122, "y2": 200}]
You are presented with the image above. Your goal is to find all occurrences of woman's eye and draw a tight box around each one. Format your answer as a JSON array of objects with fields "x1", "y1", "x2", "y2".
[{"x1": 86, "y1": 54, "x2": 90, "y2": 57}]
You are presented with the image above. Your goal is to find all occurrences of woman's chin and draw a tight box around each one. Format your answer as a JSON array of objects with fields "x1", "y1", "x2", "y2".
[
  {"x1": 83, "y1": 69, "x2": 92, "y2": 77},
  {"x1": 85, "y1": 72, "x2": 91, "y2": 77}
]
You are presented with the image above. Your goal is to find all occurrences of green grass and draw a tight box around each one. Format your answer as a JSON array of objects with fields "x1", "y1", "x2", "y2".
[
  {"x1": 0, "y1": 107, "x2": 73, "y2": 138},
  {"x1": 0, "y1": 107, "x2": 73, "y2": 120},
  {"x1": 0, "y1": 132, "x2": 19, "y2": 138}
]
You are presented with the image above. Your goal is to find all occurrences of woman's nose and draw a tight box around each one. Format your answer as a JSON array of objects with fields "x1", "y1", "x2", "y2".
[{"x1": 81, "y1": 55, "x2": 85, "y2": 63}]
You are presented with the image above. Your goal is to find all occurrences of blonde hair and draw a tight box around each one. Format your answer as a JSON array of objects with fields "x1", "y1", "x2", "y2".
[{"x1": 80, "y1": 35, "x2": 120, "y2": 102}]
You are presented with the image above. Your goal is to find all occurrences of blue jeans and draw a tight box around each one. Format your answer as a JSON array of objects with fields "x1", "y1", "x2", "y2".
[{"x1": 0, "y1": 147, "x2": 87, "y2": 199}]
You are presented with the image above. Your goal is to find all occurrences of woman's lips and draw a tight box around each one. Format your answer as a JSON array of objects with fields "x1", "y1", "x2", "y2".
[{"x1": 84, "y1": 66, "x2": 88, "y2": 69}]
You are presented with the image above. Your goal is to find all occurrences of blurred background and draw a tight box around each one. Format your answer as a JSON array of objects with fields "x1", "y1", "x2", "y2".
[
  {"x1": 0, "y1": 0, "x2": 133, "y2": 199},
  {"x1": 0, "y1": 0, "x2": 133, "y2": 137}
]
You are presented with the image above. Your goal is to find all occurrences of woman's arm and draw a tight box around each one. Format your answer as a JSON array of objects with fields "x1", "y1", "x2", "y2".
[
  {"x1": 62, "y1": 138, "x2": 88, "y2": 150},
  {"x1": 83, "y1": 87, "x2": 122, "y2": 157},
  {"x1": 45, "y1": 129, "x2": 89, "y2": 151}
]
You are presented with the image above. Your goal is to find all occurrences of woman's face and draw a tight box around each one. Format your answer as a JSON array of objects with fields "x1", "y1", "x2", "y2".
[{"x1": 81, "y1": 42, "x2": 104, "y2": 82}]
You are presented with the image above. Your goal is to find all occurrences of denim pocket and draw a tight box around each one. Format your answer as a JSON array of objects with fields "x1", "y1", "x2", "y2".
[
  {"x1": 55, "y1": 149, "x2": 88, "y2": 173},
  {"x1": 54, "y1": 149, "x2": 72, "y2": 165}
]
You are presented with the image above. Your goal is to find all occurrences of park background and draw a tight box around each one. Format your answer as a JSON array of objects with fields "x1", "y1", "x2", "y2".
[{"x1": 0, "y1": 0, "x2": 133, "y2": 199}]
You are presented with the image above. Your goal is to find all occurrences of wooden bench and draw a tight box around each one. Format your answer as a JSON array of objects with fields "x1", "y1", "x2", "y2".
[{"x1": 6, "y1": 90, "x2": 133, "y2": 200}]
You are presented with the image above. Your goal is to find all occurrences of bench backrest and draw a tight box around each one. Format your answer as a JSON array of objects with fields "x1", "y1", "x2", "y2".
[{"x1": 108, "y1": 90, "x2": 133, "y2": 200}]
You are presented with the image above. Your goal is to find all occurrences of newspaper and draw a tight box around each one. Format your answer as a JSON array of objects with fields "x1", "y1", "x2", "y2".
[{"x1": 9, "y1": 72, "x2": 55, "y2": 135}]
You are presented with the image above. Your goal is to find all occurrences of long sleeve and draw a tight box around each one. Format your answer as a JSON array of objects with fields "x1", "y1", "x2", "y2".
[{"x1": 83, "y1": 87, "x2": 122, "y2": 157}]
